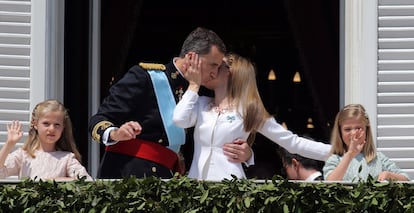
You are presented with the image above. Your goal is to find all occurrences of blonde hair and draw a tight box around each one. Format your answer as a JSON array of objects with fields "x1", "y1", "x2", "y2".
[
  {"x1": 22, "y1": 99, "x2": 82, "y2": 162},
  {"x1": 225, "y1": 53, "x2": 271, "y2": 144},
  {"x1": 330, "y1": 104, "x2": 376, "y2": 163}
]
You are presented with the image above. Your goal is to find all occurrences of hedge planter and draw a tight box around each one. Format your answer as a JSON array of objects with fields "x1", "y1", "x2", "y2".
[{"x1": 0, "y1": 175, "x2": 413, "y2": 212}]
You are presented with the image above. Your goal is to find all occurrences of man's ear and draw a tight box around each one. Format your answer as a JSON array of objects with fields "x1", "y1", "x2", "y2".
[{"x1": 291, "y1": 158, "x2": 300, "y2": 170}]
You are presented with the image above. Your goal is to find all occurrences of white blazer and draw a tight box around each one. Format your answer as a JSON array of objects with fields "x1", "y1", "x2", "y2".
[{"x1": 173, "y1": 90, "x2": 331, "y2": 181}]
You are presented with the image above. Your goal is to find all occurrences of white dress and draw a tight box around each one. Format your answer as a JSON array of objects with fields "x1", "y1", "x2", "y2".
[
  {"x1": 173, "y1": 90, "x2": 331, "y2": 181},
  {"x1": 0, "y1": 148, "x2": 92, "y2": 180}
]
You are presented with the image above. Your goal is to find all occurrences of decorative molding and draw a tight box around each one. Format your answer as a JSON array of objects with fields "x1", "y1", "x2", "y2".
[{"x1": 343, "y1": 0, "x2": 378, "y2": 139}]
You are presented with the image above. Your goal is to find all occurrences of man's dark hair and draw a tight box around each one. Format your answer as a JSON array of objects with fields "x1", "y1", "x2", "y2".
[
  {"x1": 279, "y1": 148, "x2": 323, "y2": 171},
  {"x1": 179, "y1": 27, "x2": 226, "y2": 57}
]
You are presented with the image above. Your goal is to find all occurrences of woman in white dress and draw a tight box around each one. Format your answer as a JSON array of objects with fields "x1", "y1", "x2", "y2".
[{"x1": 173, "y1": 52, "x2": 331, "y2": 181}]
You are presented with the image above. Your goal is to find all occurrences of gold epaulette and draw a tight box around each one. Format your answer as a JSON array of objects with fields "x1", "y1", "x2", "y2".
[{"x1": 139, "y1": 62, "x2": 166, "y2": 71}]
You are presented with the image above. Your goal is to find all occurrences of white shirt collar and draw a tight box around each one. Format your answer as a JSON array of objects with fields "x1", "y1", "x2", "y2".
[
  {"x1": 173, "y1": 57, "x2": 184, "y2": 77},
  {"x1": 305, "y1": 171, "x2": 323, "y2": 181}
]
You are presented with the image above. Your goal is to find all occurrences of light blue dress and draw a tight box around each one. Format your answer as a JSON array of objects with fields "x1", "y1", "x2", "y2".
[{"x1": 323, "y1": 152, "x2": 410, "y2": 181}]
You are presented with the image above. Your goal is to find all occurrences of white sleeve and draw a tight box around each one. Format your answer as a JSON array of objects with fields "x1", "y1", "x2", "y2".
[
  {"x1": 259, "y1": 117, "x2": 331, "y2": 161},
  {"x1": 243, "y1": 149, "x2": 255, "y2": 167},
  {"x1": 102, "y1": 127, "x2": 119, "y2": 146},
  {"x1": 173, "y1": 90, "x2": 199, "y2": 128}
]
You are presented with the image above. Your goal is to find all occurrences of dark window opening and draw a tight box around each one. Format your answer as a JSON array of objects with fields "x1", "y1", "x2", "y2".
[{"x1": 65, "y1": 0, "x2": 339, "y2": 179}]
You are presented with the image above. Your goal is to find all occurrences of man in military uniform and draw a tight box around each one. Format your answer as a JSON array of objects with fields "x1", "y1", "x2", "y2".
[{"x1": 89, "y1": 27, "x2": 253, "y2": 179}]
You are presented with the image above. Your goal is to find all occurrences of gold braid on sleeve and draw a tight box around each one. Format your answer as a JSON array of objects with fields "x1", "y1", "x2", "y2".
[{"x1": 92, "y1": 121, "x2": 114, "y2": 142}]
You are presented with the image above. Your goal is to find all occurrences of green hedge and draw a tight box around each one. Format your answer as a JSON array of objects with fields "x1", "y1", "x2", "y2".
[{"x1": 0, "y1": 175, "x2": 413, "y2": 212}]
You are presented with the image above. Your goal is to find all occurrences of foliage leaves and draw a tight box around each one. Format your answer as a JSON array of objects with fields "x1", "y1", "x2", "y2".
[{"x1": 0, "y1": 174, "x2": 413, "y2": 212}]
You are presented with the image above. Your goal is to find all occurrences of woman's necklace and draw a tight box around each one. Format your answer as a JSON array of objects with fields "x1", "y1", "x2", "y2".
[{"x1": 209, "y1": 102, "x2": 234, "y2": 114}]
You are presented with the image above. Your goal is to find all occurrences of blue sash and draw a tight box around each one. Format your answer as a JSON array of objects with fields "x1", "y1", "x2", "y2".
[{"x1": 148, "y1": 70, "x2": 185, "y2": 153}]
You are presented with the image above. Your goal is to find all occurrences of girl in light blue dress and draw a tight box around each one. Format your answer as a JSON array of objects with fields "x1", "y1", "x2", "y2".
[{"x1": 323, "y1": 104, "x2": 409, "y2": 182}]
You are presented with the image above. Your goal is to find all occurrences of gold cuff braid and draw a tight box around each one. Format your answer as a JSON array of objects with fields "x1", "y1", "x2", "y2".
[{"x1": 91, "y1": 121, "x2": 114, "y2": 142}]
